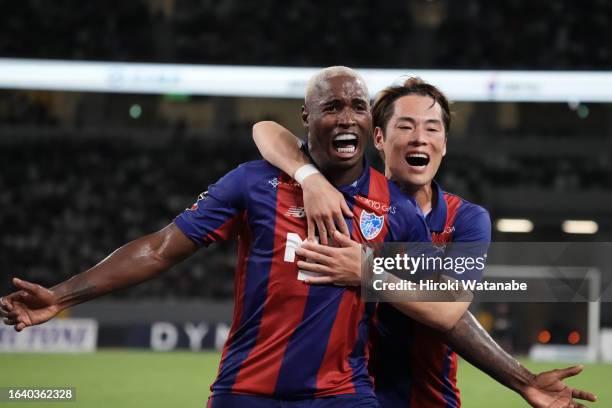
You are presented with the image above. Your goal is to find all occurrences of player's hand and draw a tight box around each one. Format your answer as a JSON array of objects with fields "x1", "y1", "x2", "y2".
[
  {"x1": 296, "y1": 231, "x2": 362, "y2": 286},
  {"x1": 301, "y1": 173, "x2": 352, "y2": 245},
  {"x1": 0, "y1": 278, "x2": 61, "y2": 332},
  {"x1": 521, "y1": 365, "x2": 597, "y2": 408}
]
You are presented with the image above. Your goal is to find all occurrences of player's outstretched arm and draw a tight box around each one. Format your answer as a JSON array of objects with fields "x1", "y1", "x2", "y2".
[
  {"x1": 252, "y1": 121, "x2": 351, "y2": 244},
  {"x1": 443, "y1": 311, "x2": 597, "y2": 407},
  {"x1": 0, "y1": 223, "x2": 198, "y2": 332}
]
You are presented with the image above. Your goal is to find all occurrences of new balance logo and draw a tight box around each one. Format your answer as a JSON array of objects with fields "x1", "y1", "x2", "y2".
[{"x1": 285, "y1": 206, "x2": 305, "y2": 218}]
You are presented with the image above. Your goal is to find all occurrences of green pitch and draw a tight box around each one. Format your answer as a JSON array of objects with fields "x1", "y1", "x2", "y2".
[{"x1": 0, "y1": 351, "x2": 608, "y2": 407}]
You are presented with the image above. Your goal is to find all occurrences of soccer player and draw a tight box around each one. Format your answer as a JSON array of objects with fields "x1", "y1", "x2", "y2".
[
  {"x1": 1, "y1": 67, "x2": 472, "y2": 408},
  {"x1": 251, "y1": 77, "x2": 597, "y2": 408}
]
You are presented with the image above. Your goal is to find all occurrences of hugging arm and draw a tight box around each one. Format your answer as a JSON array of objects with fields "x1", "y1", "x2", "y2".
[
  {"x1": 253, "y1": 121, "x2": 351, "y2": 243},
  {"x1": 295, "y1": 231, "x2": 470, "y2": 332},
  {"x1": 443, "y1": 311, "x2": 596, "y2": 408}
]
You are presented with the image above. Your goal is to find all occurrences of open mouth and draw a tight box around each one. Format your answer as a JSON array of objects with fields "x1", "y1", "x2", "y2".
[
  {"x1": 332, "y1": 134, "x2": 358, "y2": 154},
  {"x1": 405, "y1": 152, "x2": 430, "y2": 167}
]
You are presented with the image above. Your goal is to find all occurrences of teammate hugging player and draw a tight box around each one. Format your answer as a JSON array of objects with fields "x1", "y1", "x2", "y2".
[
  {"x1": 252, "y1": 72, "x2": 596, "y2": 408},
  {"x1": 1, "y1": 67, "x2": 478, "y2": 408}
]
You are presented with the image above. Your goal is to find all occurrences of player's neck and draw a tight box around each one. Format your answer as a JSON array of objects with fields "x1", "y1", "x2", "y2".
[{"x1": 323, "y1": 161, "x2": 364, "y2": 187}]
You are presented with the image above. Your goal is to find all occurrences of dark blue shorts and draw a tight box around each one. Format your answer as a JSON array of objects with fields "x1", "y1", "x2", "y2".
[{"x1": 207, "y1": 394, "x2": 380, "y2": 408}]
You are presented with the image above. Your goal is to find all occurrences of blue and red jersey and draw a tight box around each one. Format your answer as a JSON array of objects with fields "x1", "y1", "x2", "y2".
[
  {"x1": 174, "y1": 160, "x2": 431, "y2": 399},
  {"x1": 371, "y1": 181, "x2": 491, "y2": 408}
]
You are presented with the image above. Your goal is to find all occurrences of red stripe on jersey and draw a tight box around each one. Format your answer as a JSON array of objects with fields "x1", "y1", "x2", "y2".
[
  {"x1": 203, "y1": 213, "x2": 244, "y2": 244},
  {"x1": 368, "y1": 168, "x2": 391, "y2": 203},
  {"x1": 232, "y1": 178, "x2": 309, "y2": 395},
  {"x1": 314, "y1": 289, "x2": 362, "y2": 396},
  {"x1": 409, "y1": 325, "x2": 459, "y2": 408},
  {"x1": 214, "y1": 213, "x2": 250, "y2": 383},
  {"x1": 449, "y1": 351, "x2": 460, "y2": 402},
  {"x1": 315, "y1": 169, "x2": 391, "y2": 394},
  {"x1": 445, "y1": 194, "x2": 462, "y2": 231},
  {"x1": 431, "y1": 193, "x2": 462, "y2": 244}
]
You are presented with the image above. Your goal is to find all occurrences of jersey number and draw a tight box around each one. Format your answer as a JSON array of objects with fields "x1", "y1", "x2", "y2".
[{"x1": 283, "y1": 232, "x2": 321, "y2": 281}]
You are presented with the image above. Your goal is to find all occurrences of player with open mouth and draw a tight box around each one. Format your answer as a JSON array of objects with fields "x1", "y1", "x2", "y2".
[
  {"x1": 0, "y1": 67, "x2": 475, "y2": 408},
  {"x1": 332, "y1": 133, "x2": 359, "y2": 156},
  {"x1": 252, "y1": 75, "x2": 596, "y2": 408}
]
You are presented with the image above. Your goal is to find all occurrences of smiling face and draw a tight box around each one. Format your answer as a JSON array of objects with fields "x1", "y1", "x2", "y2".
[
  {"x1": 374, "y1": 94, "x2": 447, "y2": 188},
  {"x1": 303, "y1": 74, "x2": 371, "y2": 185}
]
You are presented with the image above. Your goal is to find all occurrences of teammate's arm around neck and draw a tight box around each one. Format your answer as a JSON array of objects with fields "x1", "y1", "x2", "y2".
[
  {"x1": 253, "y1": 121, "x2": 309, "y2": 177},
  {"x1": 252, "y1": 121, "x2": 351, "y2": 243}
]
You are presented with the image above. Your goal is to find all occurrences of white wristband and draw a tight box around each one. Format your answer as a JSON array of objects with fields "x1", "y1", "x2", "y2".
[{"x1": 294, "y1": 164, "x2": 320, "y2": 185}]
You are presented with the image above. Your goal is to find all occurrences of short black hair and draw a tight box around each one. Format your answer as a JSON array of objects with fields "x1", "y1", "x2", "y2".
[{"x1": 372, "y1": 77, "x2": 451, "y2": 137}]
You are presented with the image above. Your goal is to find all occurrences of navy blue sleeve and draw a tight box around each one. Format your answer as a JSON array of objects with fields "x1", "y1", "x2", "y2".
[
  {"x1": 443, "y1": 203, "x2": 491, "y2": 282},
  {"x1": 174, "y1": 165, "x2": 247, "y2": 246},
  {"x1": 453, "y1": 204, "x2": 491, "y2": 243}
]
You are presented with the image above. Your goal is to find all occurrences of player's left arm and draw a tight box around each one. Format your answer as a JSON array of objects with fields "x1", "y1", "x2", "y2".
[
  {"x1": 443, "y1": 206, "x2": 596, "y2": 407},
  {"x1": 443, "y1": 311, "x2": 596, "y2": 407},
  {"x1": 387, "y1": 205, "x2": 472, "y2": 330}
]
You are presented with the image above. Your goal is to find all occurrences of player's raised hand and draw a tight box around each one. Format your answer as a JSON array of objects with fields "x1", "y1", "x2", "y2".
[
  {"x1": 301, "y1": 173, "x2": 352, "y2": 245},
  {"x1": 296, "y1": 231, "x2": 362, "y2": 286},
  {"x1": 521, "y1": 365, "x2": 596, "y2": 408},
  {"x1": 0, "y1": 277, "x2": 60, "y2": 332}
]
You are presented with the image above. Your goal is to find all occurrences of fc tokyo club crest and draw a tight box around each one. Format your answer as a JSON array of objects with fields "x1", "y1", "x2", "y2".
[{"x1": 359, "y1": 211, "x2": 384, "y2": 240}]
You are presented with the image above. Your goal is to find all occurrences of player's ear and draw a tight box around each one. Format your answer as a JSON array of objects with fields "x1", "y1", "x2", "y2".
[
  {"x1": 374, "y1": 126, "x2": 385, "y2": 151},
  {"x1": 442, "y1": 135, "x2": 447, "y2": 157},
  {"x1": 301, "y1": 105, "x2": 309, "y2": 129}
]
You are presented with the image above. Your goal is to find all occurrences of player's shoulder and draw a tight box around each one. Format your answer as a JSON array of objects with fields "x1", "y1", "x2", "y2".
[
  {"x1": 234, "y1": 160, "x2": 282, "y2": 181},
  {"x1": 210, "y1": 160, "x2": 281, "y2": 195},
  {"x1": 442, "y1": 191, "x2": 489, "y2": 220},
  {"x1": 237, "y1": 159, "x2": 279, "y2": 173},
  {"x1": 442, "y1": 191, "x2": 491, "y2": 241}
]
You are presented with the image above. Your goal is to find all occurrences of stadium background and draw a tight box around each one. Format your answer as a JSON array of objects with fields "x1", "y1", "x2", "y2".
[{"x1": 0, "y1": 1, "x2": 611, "y2": 407}]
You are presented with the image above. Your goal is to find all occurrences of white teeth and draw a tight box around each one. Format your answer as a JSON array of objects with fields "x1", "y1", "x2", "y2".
[
  {"x1": 333, "y1": 133, "x2": 357, "y2": 154},
  {"x1": 334, "y1": 134, "x2": 357, "y2": 141},
  {"x1": 337, "y1": 146, "x2": 356, "y2": 153},
  {"x1": 408, "y1": 153, "x2": 428, "y2": 159}
]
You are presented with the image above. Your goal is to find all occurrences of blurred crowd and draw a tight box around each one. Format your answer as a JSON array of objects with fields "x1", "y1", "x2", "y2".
[
  {"x1": 0, "y1": 135, "x2": 256, "y2": 299},
  {"x1": 1, "y1": 0, "x2": 610, "y2": 69},
  {"x1": 436, "y1": 0, "x2": 611, "y2": 69},
  {"x1": 440, "y1": 154, "x2": 612, "y2": 197}
]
